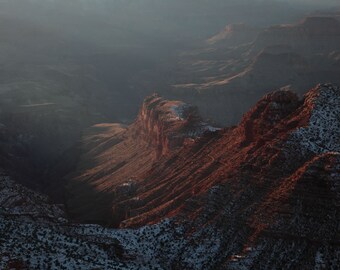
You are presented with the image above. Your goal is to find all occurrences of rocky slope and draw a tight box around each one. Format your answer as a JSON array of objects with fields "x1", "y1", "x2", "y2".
[
  {"x1": 66, "y1": 94, "x2": 217, "y2": 226},
  {"x1": 0, "y1": 169, "x2": 181, "y2": 269},
  {"x1": 117, "y1": 83, "x2": 339, "y2": 269},
  {"x1": 1, "y1": 83, "x2": 339, "y2": 269},
  {"x1": 115, "y1": 83, "x2": 339, "y2": 228}
]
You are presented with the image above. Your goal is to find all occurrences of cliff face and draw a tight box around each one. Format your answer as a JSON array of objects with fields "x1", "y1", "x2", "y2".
[
  {"x1": 240, "y1": 89, "x2": 300, "y2": 143},
  {"x1": 251, "y1": 16, "x2": 340, "y2": 55},
  {"x1": 66, "y1": 94, "x2": 215, "y2": 225},
  {"x1": 207, "y1": 23, "x2": 260, "y2": 47},
  {"x1": 171, "y1": 15, "x2": 340, "y2": 126},
  {"x1": 136, "y1": 94, "x2": 212, "y2": 157}
]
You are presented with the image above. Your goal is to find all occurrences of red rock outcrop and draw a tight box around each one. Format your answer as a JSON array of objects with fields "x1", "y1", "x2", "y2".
[
  {"x1": 117, "y1": 83, "x2": 339, "y2": 228},
  {"x1": 109, "y1": 84, "x2": 339, "y2": 269},
  {"x1": 66, "y1": 83, "x2": 339, "y2": 237},
  {"x1": 66, "y1": 94, "x2": 216, "y2": 225}
]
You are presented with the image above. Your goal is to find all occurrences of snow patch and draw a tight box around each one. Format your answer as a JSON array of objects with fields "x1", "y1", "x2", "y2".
[{"x1": 287, "y1": 84, "x2": 340, "y2": 155}]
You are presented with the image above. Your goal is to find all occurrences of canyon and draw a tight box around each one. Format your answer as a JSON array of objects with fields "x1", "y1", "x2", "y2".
[
  {"x1": 169, "y1": 16, "x2": 340, "y2": 125},
  {"x1": 0, "y1": 1, "x2": 339, "y2": 269},
  {"x1": 0, "y1": 83, "x2": 339, "y2": 269}
]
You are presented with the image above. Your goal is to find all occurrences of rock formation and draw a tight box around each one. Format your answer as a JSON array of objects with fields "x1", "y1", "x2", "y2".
[
  {"x1": 1, "y1": 84, "x2": 339, "y2": 269},
  {"x1": 66, "y1": 94, "x2": 217, "y2": 225}
]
